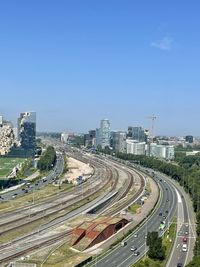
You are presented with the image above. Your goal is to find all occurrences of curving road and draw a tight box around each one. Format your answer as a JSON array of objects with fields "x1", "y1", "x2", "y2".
[
  {"x1": 89, "y1": 167, "x2": 177, "y2": 267},
  {"x1": 161, "y1": 173, "x2": 196, "y2": 267},
  {"x1": 0, "y1": 152, "x2": 64, "y2": 202}
]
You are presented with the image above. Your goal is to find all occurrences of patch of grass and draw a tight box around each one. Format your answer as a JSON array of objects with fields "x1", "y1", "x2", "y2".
[
  {"x1": 128, "y1": 203, "x2": 141, "y2": 214},
  {"x1": 23, "y1": 243, "x2": 88, "y2": 267},
  {"x1": 43, "y1": 243, "x2": 86, "y2": 267},
  {"x1": 0, "y1": 158, "x2": 25, "y2": 177},
  {"x1": 0, "y1": 183, "x2": 73, "y2": 212}
]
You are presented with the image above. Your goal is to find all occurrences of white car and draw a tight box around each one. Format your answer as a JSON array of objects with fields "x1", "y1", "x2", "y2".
[
  {"x1": 182, "y1": 244, "x2": 187, "y2": 252},
  {"x1": 131, "y1": 246, "x2": 137, "y2": 251}
]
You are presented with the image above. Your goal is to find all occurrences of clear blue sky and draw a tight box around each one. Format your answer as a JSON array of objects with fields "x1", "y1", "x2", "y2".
[{"x1": 1, "y1": 0, "x2": 200, "y2": 136}]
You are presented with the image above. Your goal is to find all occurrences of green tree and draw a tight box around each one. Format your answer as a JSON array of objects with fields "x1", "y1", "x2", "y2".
[{"x1": 147, "y1": 232, "x2": 165, "y2": 260}]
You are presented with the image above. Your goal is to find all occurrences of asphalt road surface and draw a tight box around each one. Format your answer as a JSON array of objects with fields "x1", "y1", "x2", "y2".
[
  {"x1": 0, "y1": 153, "x2": 64, "y2": 202},
  {"x1": 89, "y1": 171, "x2": 177, "y2": 267}
]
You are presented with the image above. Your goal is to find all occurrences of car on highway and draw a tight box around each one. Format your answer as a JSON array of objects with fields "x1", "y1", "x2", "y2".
[
  {"x1": 177, "y1": 263, "x2": 183, "y2": 267},
  {"x1": 121, "y1": 241, "x2": 127, "y2": 247},
  {"x1": 133, "y1": 251, "x2": 140, "y2": 256},
  {"x1": 182, "y1": 244, "x2": 187, "y2": 252},
  {"x1": 182, "y1": 236, "x2": 187, "y2": 243},
  {"x1": 131, "y1": 246, "x2": 137, "y2": 251}
]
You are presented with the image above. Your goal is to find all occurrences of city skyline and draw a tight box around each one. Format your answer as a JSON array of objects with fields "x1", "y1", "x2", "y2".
[{"x1": 1, "y1": 1, "x2": 200, "y2": 135}]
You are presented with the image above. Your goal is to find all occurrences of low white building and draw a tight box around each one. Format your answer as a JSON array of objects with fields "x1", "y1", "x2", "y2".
[
  {"x1": 149, "y1": 143, "x2": 174, "y2": 160},
  {"x1": 126, "y1": 140, "x2": 146, "y2": 155}
]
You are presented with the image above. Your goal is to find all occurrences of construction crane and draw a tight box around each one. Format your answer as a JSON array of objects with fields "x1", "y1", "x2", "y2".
[{"x1": 147, "y1": 115, "x2": 157, "y2": 142}]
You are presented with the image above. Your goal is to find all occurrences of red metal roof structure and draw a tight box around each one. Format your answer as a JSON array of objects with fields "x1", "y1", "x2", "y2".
[{"x1": 71, "y1": 216, "x2": 129, "y2": 251}]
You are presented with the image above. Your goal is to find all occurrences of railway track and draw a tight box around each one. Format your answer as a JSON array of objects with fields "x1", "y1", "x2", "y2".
[
  {"x1": 0, "y1": 230, "x2": 72, "y2": 265},
  {"x1": 0, "y1": 151, "x2": 146, "y2": 265},
  {"x1": 0, "y1": 158, "x2": 100, "y2": 221},
  {"x1": 105, "y1": 168, "x2": 145, "y2": 216},
  {"x1": 0, "y1": 157, "x2": 119, "y2": 242}
]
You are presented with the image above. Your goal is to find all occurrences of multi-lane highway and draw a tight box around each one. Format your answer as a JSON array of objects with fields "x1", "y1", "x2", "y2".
[
  {"x1": 0, "y1": 152, "x2": 64, "y2": 202},
  {"x1": 89, "y1": 169, "x2": 177, "y2": 267},
  {"x1": 162, "y1": 173, "x2": 196, "y2": 267},
  {"x1": 0, "y1": 144, "x2": 195, "y2": 267}
]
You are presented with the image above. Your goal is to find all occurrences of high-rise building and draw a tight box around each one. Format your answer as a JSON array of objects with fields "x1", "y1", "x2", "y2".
[
  {"x1": 95, "y1": 128, "x2": 101, "y2": 147},
  {"x1": 18, "y1": 111, "x2": 36, "y2": 150},
  {"x1": 84, "y1": 130, "x2": 96, "y2": 147},
  {"x1": 100, "y1": 119, "x2": 110, "y2": 149},
  {"x1": 112, "y1": 131, "x2": 127, "y2": 153},
  {"x1": 0, "y1": 125, "x2": 15, "y2": 155},
  {"x1": 127, "y1": 126, "x2": 147, "y2": 142},
  {"x1": 186, "y1": 135, "x2": 193, "y2": 144}
]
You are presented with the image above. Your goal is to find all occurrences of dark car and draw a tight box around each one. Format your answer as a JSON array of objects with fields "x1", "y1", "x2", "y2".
[
  {"x1": 177, "y1": 263, "x2": 183, "y2": 267},
  {"x1": 159, "y1": 212, "x2": 162, "y2": 216}
]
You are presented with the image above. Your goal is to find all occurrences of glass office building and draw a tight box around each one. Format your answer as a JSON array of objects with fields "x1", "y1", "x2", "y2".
[{"x1": 18, "y1": 111, "x2": 36, "y2": 150}]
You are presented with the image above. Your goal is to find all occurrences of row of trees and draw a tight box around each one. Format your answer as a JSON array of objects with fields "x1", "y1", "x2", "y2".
[
  {"x1": 37, "y1": 146, "x2": 56, "y2": 171},
  {"x1": 98, "y1": 148, "x2": 200, "y2": 266}
]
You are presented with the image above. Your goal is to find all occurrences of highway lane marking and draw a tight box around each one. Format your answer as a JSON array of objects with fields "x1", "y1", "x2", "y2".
[
  {"x1": 164, "y1": 180, "x2": 180, "y2": 267},
  {"x1": 90, "y1": 170, "x2": 174, "y2": 267},
  {"x1": 117, "y1": 243, "x2": 146, "y2": 267}
]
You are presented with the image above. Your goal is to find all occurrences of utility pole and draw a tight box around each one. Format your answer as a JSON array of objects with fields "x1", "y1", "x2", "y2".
[{"x1": 147, "y1": 115, "x2": 157, "y2": 143}]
